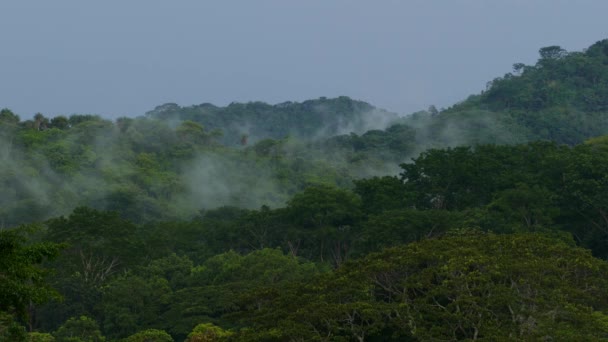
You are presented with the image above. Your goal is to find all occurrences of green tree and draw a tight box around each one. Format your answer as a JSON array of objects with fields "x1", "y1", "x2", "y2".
[
  {"x1": 33, "y1": 113, "x2": 48, "y2": 131},
  {"x1": 28, "y1": 332, "x2": 55, "y2": 341},
  {"x1": 53, "y1": 316, "x2": 105, "y2": 342},
  {"x1": 185, "y1": 323, "x2": 232, "y2": 342},
  {"x1": 559, "y1": 143, "x2": 608, "y2": 258},
  {"x1": 42, "y1": 208, "x2": 142, "y2": 330},
  {"x1": 162, "y1": 249, "x2": 321, "y2": 340},
  {"x1": 238, "y1": 233, "x2": 608, "y2": 340},
  {"x1": 539, "y1": 45, "x2": 568, "y2": 60},
  {"x1": 49, "y1": 116, "x2": 70, "y2": 130},
  {"x1": 358, "y1": 208, "x2": 466, "y2": 255},
  {"x1": 343, "y1": 233, "x2": 608, "y2": 340},
  {"x1": 100, "y1": 275, "x2": 171, "y2": 339},
  {"x1": 286, "y1": 185, "x2": 362, "y2": 263},
  {"x1": 0, "y1": 226, "x2": 63, "y2": 328},
  {"x1": 0, "y1": 310, "x2": 27, "y2": 342},
  {"x1": 353, "y1": 176, "x2": 410, "y2": 215},
  {"x1": 0, "y1": 108, "x2": 20, "y2": 124},
  {"x1": 485, "y1": 183, "x2": 558, "y2": 233},
  {"x1": 122, "y1": 329, "x2": 173, "y2": 342},
  {"x1": 46, "y1": 207, "x2": 142, "y2": 274}
]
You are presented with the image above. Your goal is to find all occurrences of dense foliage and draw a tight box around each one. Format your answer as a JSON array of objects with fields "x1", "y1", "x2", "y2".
[
  {"x1": 144, "y1": 97, "x2": 398, "y2": 146},
  {"x1": 4, "y1": 39, "x2": 608, "y2": 340},
  {"x1": 445, "y1": 39, "x2": 608, "y2": 145}
]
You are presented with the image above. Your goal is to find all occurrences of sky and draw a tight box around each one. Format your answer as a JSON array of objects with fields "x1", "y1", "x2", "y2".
[{"x1": 1, "y1": 1, "x2": 607, "y2": 119}]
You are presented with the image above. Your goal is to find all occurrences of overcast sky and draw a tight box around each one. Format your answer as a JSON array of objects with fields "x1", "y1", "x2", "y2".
[{"x1": 1, "y1": 1, "x2": 607, "y2": 119}]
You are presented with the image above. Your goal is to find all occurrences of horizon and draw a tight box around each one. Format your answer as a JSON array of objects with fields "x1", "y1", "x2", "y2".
[{"x1": 1, "y1": 1, "x2": 607, "y2": 119}]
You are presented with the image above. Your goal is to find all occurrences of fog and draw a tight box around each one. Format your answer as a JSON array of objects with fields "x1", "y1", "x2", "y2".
[{"x1": 0, "y1": 105, "x2": 404, "y2": 227}]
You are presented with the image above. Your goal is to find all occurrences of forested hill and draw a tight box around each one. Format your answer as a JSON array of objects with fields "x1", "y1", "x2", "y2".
[
  {"x1": 143, "y1": 39, "x2": 608, "y2": 151},
  {"x1": 145, "y1": 96, "x2": 399, "y2": 145},
  {"x1": 483, "y1": 40, "x2": 608, "y2": 113},
  {"x1": 3, "y1": 40, "x2": 608, "y2": 228},
  {"x1": 436, "y1": 38, "x2": 608, "y2": 145}
]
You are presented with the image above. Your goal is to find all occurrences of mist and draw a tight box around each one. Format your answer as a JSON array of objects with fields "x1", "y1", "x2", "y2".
[
  {"x1": 0, "y1": 93, "x2": 552, "y2": 228},
  {"x1": 1, "y1": 103, "x2": 403, "y2": 226},
  {"x1": 179, "y1": 152, "x2": 285, "y2": 211}
]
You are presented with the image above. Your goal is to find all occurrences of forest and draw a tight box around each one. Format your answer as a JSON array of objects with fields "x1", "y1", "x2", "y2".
[{"x1": 3, "y1": 39, "x2": 608, "y2": 341}]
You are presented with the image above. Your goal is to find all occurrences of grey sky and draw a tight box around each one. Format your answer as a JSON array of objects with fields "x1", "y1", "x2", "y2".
[{"x1": 1, "y1": 1, "x2": 607, "y2": 119}]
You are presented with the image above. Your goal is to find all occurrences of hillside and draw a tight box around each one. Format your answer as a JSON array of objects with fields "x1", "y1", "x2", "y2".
[
  {"x1": 145, "y1": 96, "x2": 399, "y2": 145},
  {"x1": 441, "y1": 38, "x2": 608, "y2": 145}
]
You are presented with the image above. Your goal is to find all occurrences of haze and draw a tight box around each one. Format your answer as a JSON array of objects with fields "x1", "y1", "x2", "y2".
[{"x1": 1, "y1": 0, "x2": 607, "y2": 118}]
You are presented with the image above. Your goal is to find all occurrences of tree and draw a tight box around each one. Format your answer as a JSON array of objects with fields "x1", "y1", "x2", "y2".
[
  {"x1": 176, "y1": 121, "x2": 211, "y2": 146},
  {"x1": 0, "y1": 226, "x2": 63, "y2": 328},
  {"x1": 400, "y1": 146, "x2": 485, "y2": 209},
  {"x1": 353, "y1": 176, "x2": 409, "y2": 215},
  {"x1": 46, "y1": 207, "x2": 142, "y2": 273},
  {"x1": 100, "y1": 275, "x2": 171, "y2": 339},
  {"x1": 0, "y1": 108, "x2": 21, "y2": 161},
  {"x1": 358, "y1": 208, "x2": 465, "y2": 255},
  {"x1": 68, "y1": 115, "x2": 102, "y2": 127},
  {"x1": 286, "y1": 185, "x2": 362, "y2": 263},
  {"x1": 0, "y1": 310, "x2": 27, "y2": 342},
  {"x1": 53, "y1": 316, "x2": 105, "y2": 342},
  {"x1": 539, "y1": 45, "x2": 568, "y2": 60},
  {"x1": 27, "y1": 331, "x2": 55, "y2": 341},
  {"x1": 0, "y1": 108, "x2": 20, "y2": 125},
  {"x1": 512, "y1": 62, "x2": 527, "y2": 75},
  {"x1": 42, "y1": 208, "x2": 142, "y2": 330},
  {"x1": 347, "y1": 232, "x2": 608, "y2": 340},
  {"x1": 485, "y1": 183, "x2": 558, "y2": 233},
  {"x1": 49, "y1": 116, "x2": 70, "y2": 130},
  {"x1": 185, "y1": 323, "x2": 232, "y2": 342},
  {"x1": 287, "y1": 185, "x2": 361, "y2": 229},
  {"x1": 559, "y1": 144, "x2": 608, "y2": 258},
  {"x1": 239, "y1": 233, "x2": 608, "y2": 340},
  {"x1": 162, "y1": 249, "x2": 321, "y2": 340},
  {"x1": 33, "y1": 113, "x2": 48, "y2": 131},
  {"x1": 123, "y1": 329, "x2": 173, "y2": 342}
]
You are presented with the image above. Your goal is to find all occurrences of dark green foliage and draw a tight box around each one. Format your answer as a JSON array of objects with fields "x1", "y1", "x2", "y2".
[
  {"x1": 353, "y1": 176, "x2": 409, "y2": 215},
  {"x1": 100, "y1": 275, "x2": 171, "y2": 340},
  {"x1": 286, "y1": 184, "x2": 362, "y2": 229},
  {"x1": 38, "y1": 208, "x2": 143, "y2": 331},
  {"x1": 46, "y1": 207, "x2": 142, "y2": 268},
  {"x1": 0, "y1": 310, "x2": 27, "y2": 342},
  {"x1": 235, "y1": 233, "x2": 608, "y2": 340},
  {"x1": 0, "y1": 226, "x2": 63, "y2": 320},
  {"x1": 53, "y1": 316, "x2": 105, "y2": 342},
  {"x1": 399, "y1": 142, "x2": 564, "y2": 210},
  {"x1": 123, "y1": 329, "x2": 173, "y2": 342},
  {"x1": 21, "y1": 132, "x2": 608, "y2": 339},
  {"x1": 161, "y1": 249, "x2": 321, "y2": 339},
  {"x1": 357, "y1": 209, "x2": 467, "y2": 254}
]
